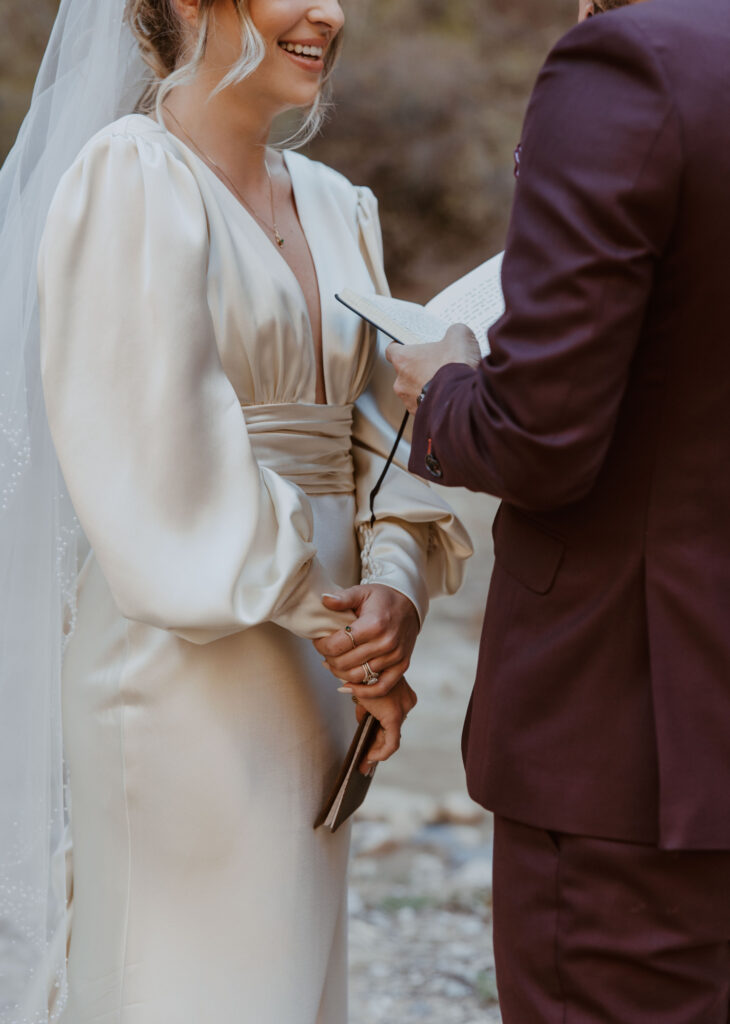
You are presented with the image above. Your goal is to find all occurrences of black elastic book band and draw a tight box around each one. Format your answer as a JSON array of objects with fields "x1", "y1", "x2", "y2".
[{"x1": 368, "y1": 411, "x2": 410, "y2": 528}]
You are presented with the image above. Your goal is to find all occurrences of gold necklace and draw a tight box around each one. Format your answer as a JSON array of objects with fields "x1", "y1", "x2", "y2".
[{"x1": 163, "y1": 106, "x2": 285, "y2": 248}]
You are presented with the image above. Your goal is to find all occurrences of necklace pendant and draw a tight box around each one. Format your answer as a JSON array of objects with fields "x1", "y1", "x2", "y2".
[{"x1": 275, "y1": 230, "x2": 285, "y2": 248}]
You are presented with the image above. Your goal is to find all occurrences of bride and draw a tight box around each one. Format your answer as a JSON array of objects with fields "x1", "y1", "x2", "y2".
[{"x1": 0, "y1": 0, "x2": 470, "y2": 1022}]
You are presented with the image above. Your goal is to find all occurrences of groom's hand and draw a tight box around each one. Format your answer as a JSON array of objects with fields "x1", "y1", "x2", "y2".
[{"x1": 386, "y1": 324, "x2": 481, "y2": 413}]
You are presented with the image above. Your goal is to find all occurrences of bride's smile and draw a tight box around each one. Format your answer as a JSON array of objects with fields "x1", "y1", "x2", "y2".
[
  {"x1": 277, "y1": 38, "x2": 328, "y2": 72},
  {"x1": 206, "y1": 0, "x2": 345, "y2": 112},
  {"x1": 250, "y1": 0, "x2": 344, "y2": 107}
]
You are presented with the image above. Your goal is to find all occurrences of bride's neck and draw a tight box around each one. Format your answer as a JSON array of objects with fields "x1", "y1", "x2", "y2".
[{"x1": 162, "y1": 75, "x2": 277, "y2": 184}]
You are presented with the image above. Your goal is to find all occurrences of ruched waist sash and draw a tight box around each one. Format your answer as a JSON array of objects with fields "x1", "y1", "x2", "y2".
[{"x1": 242, "y1": 402, "x2": 355, "y2": 496}]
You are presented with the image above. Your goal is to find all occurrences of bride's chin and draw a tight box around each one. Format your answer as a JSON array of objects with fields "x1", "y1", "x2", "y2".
[
  {"x1": 274, "y1": 82, "x2": 322, "y2": 110},
  {"x1": 229, "y1": 76, "x2": 320, "y2": 118},
  {"x1": 271, "y1": 62, "x2": 324, "y2": 105}
]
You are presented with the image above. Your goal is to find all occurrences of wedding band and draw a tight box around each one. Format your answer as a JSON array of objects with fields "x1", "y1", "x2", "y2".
[
  {"x1": 345, "y1": 625, "x2": 357, "y2": 650},
  {"x1": 362, "y1": 662, "x2": 379, "y2": 684}
]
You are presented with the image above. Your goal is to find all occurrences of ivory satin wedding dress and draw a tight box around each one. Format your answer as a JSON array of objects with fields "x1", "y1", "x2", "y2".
[{"x1": 37, "y1": 114, "x2": 470, "y2": 1024}]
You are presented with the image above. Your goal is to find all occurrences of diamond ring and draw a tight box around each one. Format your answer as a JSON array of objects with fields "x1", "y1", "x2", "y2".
[{"x1": 362, "y1": 662, "x2": 379, "y2": 684}]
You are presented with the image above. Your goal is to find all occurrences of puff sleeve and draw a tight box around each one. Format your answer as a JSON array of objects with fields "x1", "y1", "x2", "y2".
[
  {"x1": 352, "y1": 188, "x2": 473, "y2": 624},
  {"x1": 39, "y1": 127, "x2": 351, "y2": 644}
]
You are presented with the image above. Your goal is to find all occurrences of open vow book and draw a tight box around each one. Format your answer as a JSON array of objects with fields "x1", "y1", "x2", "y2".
[{"x1": 337, "y1": 250, "x2": 505, "y2": 356}]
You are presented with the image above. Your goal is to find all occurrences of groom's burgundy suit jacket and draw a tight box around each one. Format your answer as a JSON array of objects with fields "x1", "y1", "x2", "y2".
[{"x1": 410, "y1": 0, "x2": 730, "y2": 850}]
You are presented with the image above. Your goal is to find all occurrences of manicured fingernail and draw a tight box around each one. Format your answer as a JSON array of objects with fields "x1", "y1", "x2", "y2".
[
  {"x1": 337, "y1": 687, "x2": 354, "y2": 694},
  {"x1": 321, "y1": 593, "x2": 339, "y2": 599}
]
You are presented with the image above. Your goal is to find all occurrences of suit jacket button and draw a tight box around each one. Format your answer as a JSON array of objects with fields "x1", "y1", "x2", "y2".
[{"x1": 425, "y1": 453, "x2": 443, "y2": 479}]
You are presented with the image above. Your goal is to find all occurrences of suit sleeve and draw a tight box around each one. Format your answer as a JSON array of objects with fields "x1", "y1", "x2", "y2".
[{"x1": 409, "y1": 16, "x2": 682, "y2": 510}]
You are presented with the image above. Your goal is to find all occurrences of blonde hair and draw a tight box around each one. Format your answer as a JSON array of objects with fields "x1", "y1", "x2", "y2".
[{"x1": 125, "y1": 0, "x2": 343, "y2": 147}]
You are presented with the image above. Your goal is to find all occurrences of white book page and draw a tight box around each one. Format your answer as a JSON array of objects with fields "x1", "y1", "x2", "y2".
[
  {"x1": 335, "y1": 250, "x2": 504, "y2": 356},
  {"x1": 336, "y1": 290, "x2": 449, "y2": 347},
  {"x1": 425, "y1": 251, "x2": 505, "y2": 355}
]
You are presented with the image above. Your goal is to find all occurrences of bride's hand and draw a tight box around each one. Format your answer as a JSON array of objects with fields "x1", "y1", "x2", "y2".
[
  {"x1": 314, "y1": 583, "x2": 420, "y2": 698},
  {"x1": 354, "y1": 677, "x2": 418, "y2": 771}
]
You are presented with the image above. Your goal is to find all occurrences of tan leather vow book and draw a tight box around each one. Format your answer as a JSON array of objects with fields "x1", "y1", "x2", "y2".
[{"x1": 314, "y1": 713, "x2": 379, "y2": 833}]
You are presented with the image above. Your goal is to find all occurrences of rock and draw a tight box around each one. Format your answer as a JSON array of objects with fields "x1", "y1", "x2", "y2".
[
  {"x1": 408, "y1": 851, "x2": 447, "y2": 891},
  {"x1": 441, "y1": 978, "x2": 473, "y2": 998},
  {"x1": 356, "y1": 785, "x2": 439, "y2": 838},
  {"x1": 415, "y1": 823, "x2": 486, "y2": 864},
  {"x1": 351, "y1": 820, "x2": 400, "y2": 856},
  {"x1": 446, "y1": 856, "x2": 493, "y2": 894},
  {"x1": 451, "y1": 914, "x2": 484, "y2": 938},
  {"x1": 445, "y1": 940, "x2": 482, "y2": 962},
  {"x1": 435, "y1": 790, "x2": 488, "y2": 826},
  {"x1": 348, "y1": 886, "x2": 364, "y2": 916},
  {"x1": 350, "y1": 854, "x2": 378, "y2": 880},
  {"x1": 368, "y1": 961, "x2": 392, "y2": 979}
]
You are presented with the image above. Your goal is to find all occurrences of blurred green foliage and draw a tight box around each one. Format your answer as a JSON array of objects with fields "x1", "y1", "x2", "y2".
[{"x1": 0, "y1": 0, "x2": 574, "y2": 298}]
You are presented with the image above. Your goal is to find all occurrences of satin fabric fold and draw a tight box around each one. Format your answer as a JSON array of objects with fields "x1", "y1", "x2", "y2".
[{"x1": 243, "y1": 402, "x2": 355, "y2": 496}]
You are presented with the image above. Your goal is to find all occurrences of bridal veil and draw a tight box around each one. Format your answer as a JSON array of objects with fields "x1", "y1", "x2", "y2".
[{"x1": 0, "y1": 2, "x2": 147, "y2": 1019}]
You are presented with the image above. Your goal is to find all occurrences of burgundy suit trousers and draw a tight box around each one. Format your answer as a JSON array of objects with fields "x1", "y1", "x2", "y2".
[{"x1": 493, "y1": 816, "x2": 730, "y2": 1023}]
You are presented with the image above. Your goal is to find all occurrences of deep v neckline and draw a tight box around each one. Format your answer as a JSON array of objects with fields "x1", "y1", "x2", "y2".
[
  {"x1": 159, "y1": 123, "x2": 330, "y2": 404},
  {"x1": 281, "y1": 150, "x2": 329, "y2": 404}
]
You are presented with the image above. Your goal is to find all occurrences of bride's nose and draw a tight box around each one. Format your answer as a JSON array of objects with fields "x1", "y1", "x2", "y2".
[{"x1": 307, "y1": 1, "x2": 345, "y2": 34}]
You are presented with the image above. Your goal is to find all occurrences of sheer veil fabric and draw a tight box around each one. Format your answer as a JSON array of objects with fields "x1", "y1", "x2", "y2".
[{"x1": 0, "y1": 3, "x2": 147, "y2": 1020}]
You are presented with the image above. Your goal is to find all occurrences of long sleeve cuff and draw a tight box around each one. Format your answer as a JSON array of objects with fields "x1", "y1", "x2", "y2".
[
  {"x1": 272, "y1": 556, "x2": 354, "y2": 639},
  {"x1": 358, "y1": 520, "x2": 430, "y2": 626}
]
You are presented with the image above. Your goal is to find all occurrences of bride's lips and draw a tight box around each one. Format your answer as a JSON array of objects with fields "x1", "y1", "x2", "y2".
[{"x1": 278, "y1": 37, "x2": 327, "y2": 74}]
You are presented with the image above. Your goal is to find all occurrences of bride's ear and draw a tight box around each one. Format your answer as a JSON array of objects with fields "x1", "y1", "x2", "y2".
[
  {"x1": 579, "y1": 0, "x2": 596, "y2": 20},
  {"x1": 170, "y1": 0, "x2": 202, "y2": 28}
]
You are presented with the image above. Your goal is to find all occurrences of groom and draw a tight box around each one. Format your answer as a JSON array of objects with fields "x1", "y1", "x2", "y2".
[{"x1": 386, "y1": 0, "x2": 730, "y2": 1019}]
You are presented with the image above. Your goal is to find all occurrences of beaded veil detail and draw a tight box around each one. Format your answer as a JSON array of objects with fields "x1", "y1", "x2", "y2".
[{"x1": 0, "y1": 3, "x2": 148, "y2": 1020}]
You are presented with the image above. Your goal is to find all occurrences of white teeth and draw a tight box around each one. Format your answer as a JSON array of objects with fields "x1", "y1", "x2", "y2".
[{"x1": 280, "y1": 42, "x2": 324, "y2": 58}]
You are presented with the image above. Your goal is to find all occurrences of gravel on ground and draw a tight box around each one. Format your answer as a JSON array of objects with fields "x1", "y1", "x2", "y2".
[{"x1": 348, "y1": 490, "x2": 502, "y2": 1023}]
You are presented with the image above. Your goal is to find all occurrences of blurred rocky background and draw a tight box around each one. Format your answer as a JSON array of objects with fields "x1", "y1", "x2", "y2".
[
  {"x1": 311, "y1": 0, "x2": 575, "y2": 301},
  {"x1": 2, "y1": 2, "x2": 575, "y2": 1021}
]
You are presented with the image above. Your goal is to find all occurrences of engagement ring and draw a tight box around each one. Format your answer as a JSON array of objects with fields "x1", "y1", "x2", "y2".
[{"x1": 362, "y1": 662, "x2": 379, "y2": 684}]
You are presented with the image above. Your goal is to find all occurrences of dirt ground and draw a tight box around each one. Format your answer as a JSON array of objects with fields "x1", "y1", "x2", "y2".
[{"x1": 348, "y1": 488, "x2": 502, "y2": 1023}]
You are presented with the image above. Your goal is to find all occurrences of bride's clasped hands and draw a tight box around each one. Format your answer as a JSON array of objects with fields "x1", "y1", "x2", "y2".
[{"x1": 316, "y1": 583, "x2": 420, "y2": 764}]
